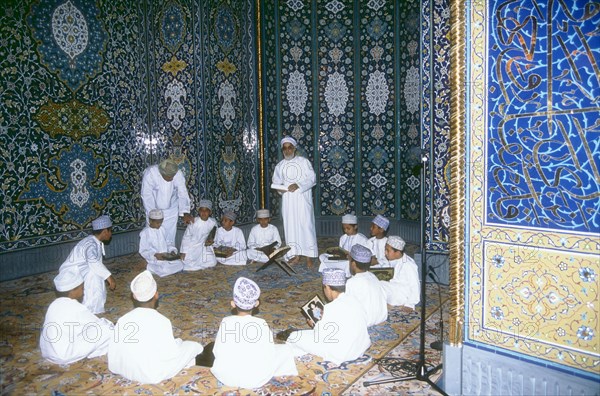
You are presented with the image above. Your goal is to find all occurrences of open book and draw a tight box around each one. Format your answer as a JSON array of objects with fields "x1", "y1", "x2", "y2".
[
  {"x1": 301, "y1": 294, "x2": 325, "y2": 323},
  {"x1": 325, "y1": 246, "x2": 347, "y2": 261},
  {"x1": 370, "y1": 267, "x2": 394, "y2": 281},
  {"x1": 270, "y1": 183, "x2": 290, "y2": 192},
  {"x1": 161, "y1": 252, "x2": 181, "y2": 261},
  {"x1": 256, "y1": 245, "x2": 296, "y2": 275},
  {"x1": 255, "y1": 241, "x2": 278, "y2": 257}
]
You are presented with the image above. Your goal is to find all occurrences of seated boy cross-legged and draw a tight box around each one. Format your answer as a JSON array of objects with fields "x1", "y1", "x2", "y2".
[{"x1": 211, "y1": 277, "x2": 298, "y2": 388}]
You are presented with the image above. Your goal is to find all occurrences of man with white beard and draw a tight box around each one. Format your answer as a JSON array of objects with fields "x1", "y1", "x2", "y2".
[
  {"x1": 141, "y1": 159, "x2": 194, "y2": 247},
  {"x1": 271, "y1": 136, "x2": 318, "y2": 267}
]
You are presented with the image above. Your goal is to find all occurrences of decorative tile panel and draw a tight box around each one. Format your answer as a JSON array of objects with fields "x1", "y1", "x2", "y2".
[
  {"x1": 359, "y1": 0, "x2": 395, "y2": 216},
  {"x1": 318, "y1": 0, "x2": 355, "y2": 216},
  {"x1": 467, "y1": 0, "x2": 600, "y2": 375}
]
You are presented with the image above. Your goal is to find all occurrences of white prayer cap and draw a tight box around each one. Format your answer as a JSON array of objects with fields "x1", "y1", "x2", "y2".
[
  {"x1": 54, "y1": 268, "x2": 84, "y2": 292},
  {"x1": 342, "y1": 214, "x2": 357, "y2": 224},
  {"x1": 223, "y1": 211, "x2": 237, "y2": 221},
  {"x1": 149, "y1": 209, "x2": 164, "y2": 220},
  {"x1": 92, "y1": 215, "x2": 112, "y2": 230},
  {"x1": 387, "y1": 235, "x2": 406, "y2": 251},
  {"x1": 322, "y1": 268, "x2": 346, "y2": 287},
  {"x1": 130, "y1": 270, "x2": 157, "y2": 302},
  {"x1": 158, "y1": 159, "x2": 179, "y2": 178},
  {"x1": 233, "y1": 277, "x2": 261, "y2": 310},
  {"x1": 256, "y1": 209, "x2": 270, "y2": 218},
  {"x1": 350, "y1": 244, "x2": 372, "y2": 263},
  {"x1": 198, "y1": 199, "x2": 212, "y2": 210},
  {"x1": 280, "y1": 136, "x2": 297, "y2": 147},
  {"x1": 372, "y1": 214, "x2": 390, "y2": 231}
]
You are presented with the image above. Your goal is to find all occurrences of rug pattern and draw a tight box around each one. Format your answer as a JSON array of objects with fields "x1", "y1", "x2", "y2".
[{"x1": 0, "y1": 251, "x2": 445, "y2": 395}]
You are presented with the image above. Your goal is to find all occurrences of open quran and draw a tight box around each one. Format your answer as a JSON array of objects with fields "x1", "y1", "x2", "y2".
[
  {"x1": 254, "y1": 241, "x2": 278, "y2": 257},
  {"x1": 256, "y1": 245, "x2": 296, "y2": 276},
  {"x1": 370, "y1": 267, "x2": 394, "y2": 281},
  {"x1": 325, "y1": 246, "x2": 347, "y2": 261},
  {"x1": 161, "y1": 252, "x2": 181, "y2": 261},
  {"x1": 213, "y1": 246, "x2": 236, "y2": 258}
]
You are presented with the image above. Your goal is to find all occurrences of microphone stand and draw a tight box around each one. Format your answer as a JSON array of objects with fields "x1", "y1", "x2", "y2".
[
  {"x1": 428, "y1": 267, "x2": 444, "y2": 351},
  {"x1": 363, "y1": 151, "x2": 447, "y2": 395}
]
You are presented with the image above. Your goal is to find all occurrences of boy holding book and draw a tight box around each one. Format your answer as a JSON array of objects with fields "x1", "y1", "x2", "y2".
[
  {"x1": 380, "y1": 236, "x2": 420, "y2": 309},
  {"x1": 180, "y1": 199, "x2": 218, "y2": 270},
  {"x1": 246, "y1": 209, "x2": 282, "y2": 264},
  {"x1": 211, "y1": 277, "x2": 297, "y2": 388},
  {"x1": 139, "y1": 209, "x2": 184, "y2": 277},
  {"x1": 318, "y1": 214, "x2": 368, "y2": 277},
  {"x1": 286, "y1": 268, "x2": 371, "y2": 365},
  {"x1": 213, "y1": 211, "x2": 247, "y2": 266},
  {"x1": 367, "y1": 215, "x2": 391, "y2": 268},
  {"x1": 346, "y1": 244, "x2": 388, "y2": 326}
]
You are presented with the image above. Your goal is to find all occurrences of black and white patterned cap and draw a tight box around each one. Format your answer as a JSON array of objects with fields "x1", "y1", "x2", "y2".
[{"x1": 233, "y1": 277, "x2": 261, "y2": 310}]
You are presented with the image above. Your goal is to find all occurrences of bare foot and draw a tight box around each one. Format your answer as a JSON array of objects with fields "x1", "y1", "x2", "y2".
[
  {"x1": 306, "y1": 257, "x2": 314, "y2": 268},
  {"x1": 288, "y1": 256, "x2": 300, "y2": 265}
]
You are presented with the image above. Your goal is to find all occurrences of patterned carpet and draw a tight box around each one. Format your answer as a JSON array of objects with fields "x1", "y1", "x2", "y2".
[{"x1": 0, "y1": 245, "x2": 447, "y2": 395}]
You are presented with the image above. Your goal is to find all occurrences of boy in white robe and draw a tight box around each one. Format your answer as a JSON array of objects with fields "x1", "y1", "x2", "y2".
[
  {"x1": 180, "y1": 199, "x2": 218, "y2": 270},
  {"x1": 286, "y1": 268, "x2": 371, "y2": 365},
  {"x1": 271, "y1": 136, "x2": 318, "y2": 267},
  {"x1": 40, "y1": 268, "x2": 114, "y2": 365},
  {"x1": 380, "y1": 236, "x2": 421, "y2": 309},
  {"x1": 108, "y1": 270, "x2": 204, "y2": 384},
  {"x1": 318, "y1": 214, "x2": 368, "y2": 277},
  {"x1": 211, "y1": 277, "x2": 298, "y2": 388},
  {"x1": 213, "y1": 211, "x2": 247, "y2": 266},
  {"x1": 139, "y1": 209, "x2": 184, "y2": 277},
  {"x1": 58, "y1": 215, "x2": 116, "y2": 314},
  {"x1": 246, "y1": 209, "x2": 282, "y2": 264},
  {"x1": 141, "y1": 159, "x2": 193, "y2": 247},
  {"x1": 367, "y1": 215, "x2": 391, "y2": 268},
  {"x1": 346, "y1": 244, "x2": 388, "y2": 326}
]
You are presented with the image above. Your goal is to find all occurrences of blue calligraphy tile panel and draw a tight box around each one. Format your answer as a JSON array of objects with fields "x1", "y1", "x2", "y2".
[{"x1": 487, "y1": 0, "x2": 600, "y2": 233}]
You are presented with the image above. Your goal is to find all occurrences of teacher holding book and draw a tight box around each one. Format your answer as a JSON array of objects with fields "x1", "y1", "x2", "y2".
[{"x1": 271, "y1": 136, "x2": 318, "y2": 267}]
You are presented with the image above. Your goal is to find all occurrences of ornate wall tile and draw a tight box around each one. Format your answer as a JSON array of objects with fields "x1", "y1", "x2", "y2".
[{"x1": 466, "y1": 0, "x2": 600, "y2": 375}]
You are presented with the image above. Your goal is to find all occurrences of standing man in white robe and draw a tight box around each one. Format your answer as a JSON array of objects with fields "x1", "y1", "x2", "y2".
[
  {"x1": 141, "y1": 159, "x2": 194, "y2": 247},
  {"x1": 58, "y1": 215, "x2": 116, "y2": 314},
  {"x1": 213, "y1": 211, "x2": 247, "y2": 266},
  {"x1": 246, "y1": 209, "x2": 282, "y2": 264},
  {"x1": 286, "y1": 268, "x2": 371, "y2": 365},
  {"x1": 368, "y1": 215, "x2": 391, "y2": 268},
  {"x1": 180, "y1": 199, "x2": 218, "y2": 270},
  {"x1": 139, "y1": 209, "x2": 184, "y2": 277},
  {"x1": 318, "y1": 214, "x2": 369, "y2": 277},
  {"x1": 346, "y1": 244, "x2": 388, "y2": 326},
  {"x1": 271, "y1": 136, "x2": 318, "y2": 266},
  {"x1": 108, "y1": 270, "x2": 204, "y2": 384},
  {"x1": 40, "y1": 268, "x2": 114, "y2": 365},
  {"x1": 380, "y1": 236, "x2": 421, "y2": 309},
  {"x1": 211, "y1": 277, "x2": 298, "y2": 388}
]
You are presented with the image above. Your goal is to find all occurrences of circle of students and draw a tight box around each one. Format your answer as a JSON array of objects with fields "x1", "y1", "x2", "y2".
[{"x1": 41, "y1": 171, "x2": 420, "y2": 388}]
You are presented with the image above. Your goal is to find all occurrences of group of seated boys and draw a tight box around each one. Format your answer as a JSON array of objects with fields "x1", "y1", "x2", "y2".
[{"x1": 39, "y1": 205, "x2": 421, "y2": 388}]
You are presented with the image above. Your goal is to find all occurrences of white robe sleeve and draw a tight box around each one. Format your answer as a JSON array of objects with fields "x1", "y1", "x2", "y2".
[
  {"x1": 140, "y1": 166, "x2": 156, "y2": 216},
  {"x1": 172, "y1": 171, "x2": 191, "y2": 216},
  {"x1": 296, "y1": 157, "x2": 316, "y2": 193}
]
